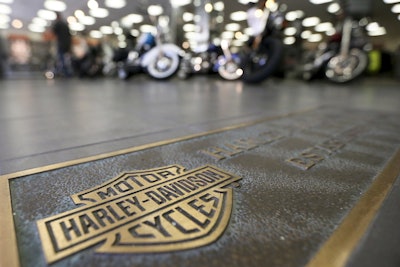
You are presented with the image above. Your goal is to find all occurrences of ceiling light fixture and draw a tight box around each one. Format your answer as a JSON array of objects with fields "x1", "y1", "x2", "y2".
[
  {"x1": 383, "y1": 0, "x2": 400, "y2": 3},
  {"x1": 89, "y1": 8, "x2": 109, "y2": 18},
  {"x1": 309, "y1": 0, "x2": 332, "y2": 4},
  {"x1": 29, "y1": 24, "x2": 45, "y2": 33},
  {"x1": 121, "y1": 14, "x2": 143, "y2": 28},
  {"x1": 285, "y1": 10, "x2": 304, "y2": 21},
  {"x1": 87, "y1": 0, "x2": 98, "y2": 10},
  {"x1": 100, "y1": 26, "x2": 113, "y2": 34},
  {"x1": 90, "y1": 30, "x2": 103, "y2": 39},
  {"x1": 11, "y1": 19, "x2": 24, "y2": 29},
  {"x1": 170, "y1": 0, "x2": 191, "y2": 7},
  {"x1": 38, "y1": 9, "x2": 57, "y2": 20},
  {"x1": 105, "y1": 0, "x2": 126, "y2": 9},
  {"x1": 147, "y1": 5, "x2": 163, "y2": 17},
  {"x1": 230, "y1": 11, "x2": 247, "y2": 21},
  {"x1": 79, "y1": 16, "x2": 95, "y2": 26},
  {"x1": 0, "y1": 4, "x2": 11, "y2": 14},
  {"x1": 327, "y1": 3, "x2": 340, "y2": 13},
  {"x1": 302, "y1": 17, "x2": 321, "y2": 27},
  {"x1": 391, "y1": 3, "x2": 400, "y2": 12},
  {"x1": 44, "y1": 0, "x2": 67, "y2": 12},
  {"x1": 69, "y1": 22, "x2": 85, "y2": 32}
]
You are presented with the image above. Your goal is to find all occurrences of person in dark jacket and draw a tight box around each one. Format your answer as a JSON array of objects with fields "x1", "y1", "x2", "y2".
[{"x1": 52, "y1": 12, "x2": 72, "y2": 77}]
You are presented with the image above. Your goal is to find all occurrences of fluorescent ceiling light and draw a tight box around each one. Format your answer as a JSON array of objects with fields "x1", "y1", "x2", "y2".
[
  {"x1": 225, "y1": 23, "x2": 241, "y2": 32},
  {"x1": 214, "y1": 1, "x2": 224, "y2": 11},
  {"x1": 183, "y1": 12, "x2": 194, "y2": 22},
  {"x1": 183, "y1": 23, "x2": 197, "y2": 32},
  {"x1": 0, "y1": 4, "x2": 11, "y2": 14},
  {"x1": 383, "y1": 0, "x2": 400, "y2": 3},
  {"x1": 44, "y1": 0, "x2": 67, "y2": 12},
  {"x1": 301, "y1": 30, "x2": 312, "y2": 39},
  {"x1": 87, "y1": 0, "x2": 98, "y2": 10},
  {"x1": 284, "y1": 36, "x2": 296, "y2": 45},
  {"x1": 285, "y1": 10, "x2": 304, "y2": 21},
  {"x1": 230, "y1": 11, "x2": 247, "y2": 21},
  {"x1": 67, "y1": 16, "x2": 76, "y2": 24},
  {"x1": 309, "y1": 0, "x2": 332, "y2": 4},
  {"x1": 0, "y1": 0, "x2": 13, "y2": 3},
  {"x1": 140, "y1": 24, "x2": 156, "y2": 34},
  {"x1": 79, "y1": 16, "x2": 95, "y2": 26},
  {"x1": 308, "y1": 33, "x2": 323, "y2": 42},
  {"x1": 105, "y1": 0, "x2": 126, "y2": 9},
  {"x1": 69, "y1": 22, "x2": 85, "y2": 32},
  {"x1": 121, "y1": 14, "x2": 143, "y2": 27},
  {"x1": 74, "y1": 10, "x2": 85, "y2": 18},
  {"x1": 302, "y1": 17, "x2": 321, "y2": 27},
  {"x1": 130, "y1": 29, "x2": 140, "y2": 37},
  {"x1": 100, "y1": 26, "x2": 113, "y2": 34},
  {"x1": 0, "y1": 14, "x2": 10, "y2": 23},
  {"x1": 89, "y1": 8, "x2": 109, "y2": 18},
  {"x1": 0, "y1": 23, "x2": 9, "y2": 29},
  {"x1": 113, "y1": 27, "x2": 123, "y2": 35},
  {"x1": 28, "y1": 24, "x2": 45, "y2": 33},
  {"x1": 170, "y1": 0, "x2": 191, "y2": 7},
  {"x1": 32, "y1": 17, "x2": 48, "y2": 27},
  {"x1": 90, "y1": 30, "x2": 103, "y2": 39},
  {"x1": 368, "y1": 27, "x2": 387, "y2": 36},
  {"x1": 284, "y1": 27, "x2": 297, "y2": 36},
  {"x1": 315, "y1": 22, "x2": 333, "y2": 32},
  {"x1": 391, "y1": 3, "x2": 400, "y2": 13},
  {"x1": 37, "y1": 9, "x2": 57, "y2": 20},
  {"x1": 147, "y1": 5, "x2": 163, "y2": 16},
  {"x1": 221, "y1": 31, "x2": 234, "y2": 39},
  {"x1": 327, "y1": 3, "x2": 340, "y2": 13},
  {"x1": 366, "y1": 22, "x2": 380, "y2": 32}
]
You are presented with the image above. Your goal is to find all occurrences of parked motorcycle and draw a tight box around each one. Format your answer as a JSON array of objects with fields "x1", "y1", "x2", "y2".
[
  {"x1": 302, "y1": 8, "x2": 370, "y2": 83},
  {"x1": 177, "y1": 44, "x2": 221, "y2": 79},
  {"x1": 215, "y1": 40, "x2": 243, "y2": 81},
  {"x1": 118, "y1": 16, "x2": 182, "y2": 80},
  {"x1": 239, "y1": 0, "x2": 284, "y2": 83}
]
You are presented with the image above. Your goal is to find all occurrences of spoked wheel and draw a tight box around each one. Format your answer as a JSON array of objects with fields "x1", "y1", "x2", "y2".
[
  {"x1": 147, "y1": 51, "x2": 180, "y2": 79},
  {"x1": 325, "y1": 48, "x2": 368, "y2": 83},
  {"x1": 218, "y1": 58, "x2": 243, "y2": 81},
  {"x1": 241, "y1": 37, "x2": 283, "y2": 84}
]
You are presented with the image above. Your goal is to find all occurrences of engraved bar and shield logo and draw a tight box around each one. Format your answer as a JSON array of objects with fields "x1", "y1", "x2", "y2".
[{"x1": 36, "y1": 165, "x2": 241, "y2": 263}]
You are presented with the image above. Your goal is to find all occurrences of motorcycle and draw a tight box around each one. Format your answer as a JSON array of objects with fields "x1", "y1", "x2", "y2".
[
  {"x1": 302, "y1": 12, "x2": 370, "y2": 83},
  {"x1": 215, "y1": 40, "x2": 243, "y2": 81},
  {"x1": 177, "y1": 43, "x2": 221, "y2": 79},
  {"x1": 238, "y1": 0, "x2": 284, "y2": 83},
  {"x1": 118, "y1": 15, "x2": 182, "y2": 80}
]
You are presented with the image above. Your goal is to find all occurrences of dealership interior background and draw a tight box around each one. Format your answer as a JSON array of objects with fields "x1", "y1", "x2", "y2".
[
  {"x1": 1, "y1": 1, "x2": 400, "y2": 267},
  {"x1": 0, "y1": 0, "x2": 400, "y2": 78}
]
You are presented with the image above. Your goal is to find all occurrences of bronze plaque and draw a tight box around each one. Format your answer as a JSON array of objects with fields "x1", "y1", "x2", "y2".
[{"x1": 1, "y1": 107, "x2": 400, "y2": 267}]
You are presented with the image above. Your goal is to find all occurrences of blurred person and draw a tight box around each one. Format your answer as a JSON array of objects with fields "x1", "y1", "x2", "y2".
[
  {"x1": 0, "y1": 33, "x2": 8, "y2": 78},
  {"x1": 52, "y1": 12, "x2": 72, "y2": 77}
]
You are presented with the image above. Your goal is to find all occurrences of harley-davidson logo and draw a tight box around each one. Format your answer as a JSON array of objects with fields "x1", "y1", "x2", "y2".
[{"x1": 37, "y1": 165, "x2": 241, "y2": 263}]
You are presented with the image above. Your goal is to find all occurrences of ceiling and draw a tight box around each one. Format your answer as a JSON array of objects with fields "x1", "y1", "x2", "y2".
[{"x1": 2, "y1": 0, "x2": 400, "y2": 50}]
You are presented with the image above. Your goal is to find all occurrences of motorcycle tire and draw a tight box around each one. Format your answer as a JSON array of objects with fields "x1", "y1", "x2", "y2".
[
  {"x1": 241, "y1": 37, "x2": 283, "y2": 84},
  {"x1": 325, "y1": 48, "x2": 368, "y2": 83},
  {"x1": 218, "y1": 58, "x2": 243, "y2": 81},
  {"x1": 147, "y1": 51, "x2": 180, "y2": 80}
]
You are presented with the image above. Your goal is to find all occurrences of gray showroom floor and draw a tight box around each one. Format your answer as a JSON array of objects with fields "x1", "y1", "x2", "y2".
[
  {"x1": 1, "y1": 74, "x2": 400, "y2": 267},
  {"x1": 1, "y1": 75, "x2": 399, "y2": 175}
]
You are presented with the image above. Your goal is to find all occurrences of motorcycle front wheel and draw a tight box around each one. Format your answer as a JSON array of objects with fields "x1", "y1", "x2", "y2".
[
  {"x1": 218, "y1": 58, "x2": 243, "y2": 81},
  {"x1": 147, "y1": 51, "x2": 180, "y2": 80},
  {"x1": 325, "y1": 48, "x2": 368, "y2": 83},
  {"x1": 241, "y1": 37, "x2": 283, "y2": 84}
]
